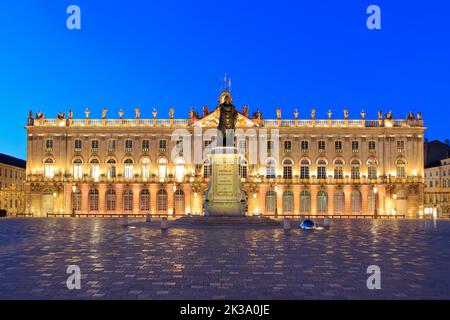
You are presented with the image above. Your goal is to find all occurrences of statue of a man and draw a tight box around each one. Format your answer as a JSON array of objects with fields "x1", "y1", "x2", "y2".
[{"x1": 217, "y1": 91, "x2": 237, "y2": 146}]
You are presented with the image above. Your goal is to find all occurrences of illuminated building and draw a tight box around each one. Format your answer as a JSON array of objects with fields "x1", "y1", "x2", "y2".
[{"x1": 25, "y1": 91, "x2": 425, "y2": 217}]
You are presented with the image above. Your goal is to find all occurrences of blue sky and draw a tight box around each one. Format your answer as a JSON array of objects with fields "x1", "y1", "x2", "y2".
[{"x1": 0, "y1": 0, "x2": 449, "y2": 159}]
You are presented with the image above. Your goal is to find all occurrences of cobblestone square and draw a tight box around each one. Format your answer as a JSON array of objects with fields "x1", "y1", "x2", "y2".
[{"x1": 0, "y1": 218, "x2": 449, "y2": 300}]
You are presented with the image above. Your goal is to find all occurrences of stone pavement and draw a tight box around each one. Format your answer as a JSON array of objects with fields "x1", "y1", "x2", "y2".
[{"x1": 0, "y1": 218, "x2": 449, "y2": 300}]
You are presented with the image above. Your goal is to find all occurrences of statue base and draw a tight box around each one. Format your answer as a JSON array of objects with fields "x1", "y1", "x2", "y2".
[{"x1": 204, "y1": 147, "x2": 245, "y2": 217}]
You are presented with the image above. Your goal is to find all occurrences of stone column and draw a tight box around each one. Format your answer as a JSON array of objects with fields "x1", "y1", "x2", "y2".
[
  {"x1": 81, "y1": 184, "x2": 89, "y2": 215},
  {"x1": 167, "y1": 186, "x2": 174, "y2": 216},
  {"x1": 293, "y1": 185, "x2": 301, "y2": 215},
  {"x1": 132, "y1": 184, "x2": 141, "y2": 214},
  {"x1": 116, "y1": 184, "x2": 124, "y2": 214},
  {"x1": 64, "y1": 184, "x2": 72, "y2": 215},
  {"x1": 344, "y1": 185, "x2": 352, "y2": 215},
  {"x1": 310, "y1": 185, "x2": 318, "y2": 215},
  {"x1": 361, "y1": 185, "x2": 369, "y2": 215},
  {"x1": 276, "y1": 185, "x2": 284, "y2": 216},
  {"x1": 150, "y1": 184, "x2": 158, "y2": 215},
  {"x1": 259, "y1": 185, "x2": 267, "y2": 215},
  {"x1": 98, "y1": 184, "x2": 106, "y2": 215},
  {"x1": 182, "y1": 183, "x2": 191, "y2": 215},
  {"x1": 327, "y1": 185, "x2": 335, "y2": 215}
]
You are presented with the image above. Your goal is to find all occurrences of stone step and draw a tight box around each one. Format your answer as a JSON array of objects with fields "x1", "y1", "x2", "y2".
[{"x1": 175, "y1": 216, "x2": 280, "y2": 226}]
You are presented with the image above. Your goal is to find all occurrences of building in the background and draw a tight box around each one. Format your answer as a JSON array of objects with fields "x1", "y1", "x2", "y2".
[
  {"x1": 25, "y1": 91, "x2": 425, "y2": 217},
  {"x1": 0, "y1": 153, "x2": 26, "y2": 215},
  {"x1": 424, "y1": 140, "x2": 450, "y2": 217}
]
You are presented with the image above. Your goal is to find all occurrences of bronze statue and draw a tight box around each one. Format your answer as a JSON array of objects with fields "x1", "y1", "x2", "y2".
[{"x1": 217, "y1": 90, "x2": 237, "y2": 146}]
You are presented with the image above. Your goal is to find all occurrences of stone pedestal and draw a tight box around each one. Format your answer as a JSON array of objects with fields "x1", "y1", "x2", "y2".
[{"x1": 204, "y1": 147, "x2": 245, "y2": 216}]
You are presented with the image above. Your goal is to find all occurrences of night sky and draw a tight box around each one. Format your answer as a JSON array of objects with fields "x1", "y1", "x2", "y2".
[{"x1": 1, "y1": 0, "x2": 449, "y2": 159}]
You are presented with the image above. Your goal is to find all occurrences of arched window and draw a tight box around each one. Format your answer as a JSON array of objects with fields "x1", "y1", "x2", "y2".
[
  {"x1": 367, "y1": 159, "x2": 378, "y2": 180},
  {"x1": 44, "y1": 158, "x2": 54, "y2": 179},
  {"x1": 175, "y1": 189, "x2": 185, "y2": 214},
  {"x1": 396, "y1": 159, "x2": 407, "y2": 178},
  {"x1": 157, "y1": 189, "x2": 168, "y2": 212},
  {"x1": 283, "y1": 159, "x2": 293, "y2": 179},
  {"x1": 239, "y1": 160, "x2": 248, "y2": 179},
  {"x1": 140, "y1": 189, "x2": 150, "y2": 211},
  {"x1": 266, "y1": 159, "x2": 276, "y2": 179},
  {"x1": 265, "y1": 190, "x2": 277, "y2": 213},
  {"x1": 158, "y1": 158, "x2": 167, "y2": 181},
  {"x1": 89, "y1": 189, "x2": 99, "y2": 212},
  {"x1": 106, "y1": 189, "x2": 116, "y2": 211},
  {"x1": 334, "y1": 159, "x2": 344, "y2": 179},
  {"x1": 124, "y1": 159, "x2": 134, "y2": 179},
  {"x1": 72, "y1": 189, "x2": 81, "y2": 211},
  {"x1": 351, "y1": 190, "x2": 362, "y2": 213},
  {"x1": 73, "y1": 159, "x2": 83, "y2": 180},
  {"x1": 334, "y1": 190, "x2": 345, "y2": 214},
  {"x1": 351, "y1": 160, "x2": 361, "y2": 180},
  {"x1": 283, "y1": 190, "x2": 293, "y2": 212},
  {"x1": 123, "y1": 189, "x2": 133, "y2": 212},
  {"x1": 107, "y1": 159, "x2": 117, "y2": 179},
  {"x1": 142, "y1": 158, "x2": 151, "y2": 181},
  {"x1": 300, "y1": 159, "x2": 310, "y2": 179},
  {"x1": 317, "y1": 190, "x2": 327, "y2": 213},
  {"x1": 317, "y1": 159, "x2": 327, "y2": 179},
  {"x1": 174, "y1": 158, "x2": 184, "y2": 182},
  {"x1": 90, "y1": 159, "x2": 100, "y2": 182},
  {"x1": 300, "y1": 190, "x2": 311, "y2": 213}
]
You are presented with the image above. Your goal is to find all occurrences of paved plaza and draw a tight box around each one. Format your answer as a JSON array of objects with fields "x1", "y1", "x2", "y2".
[{"x1": 0, "y1": 217, "x2": 449, "y2": 300}]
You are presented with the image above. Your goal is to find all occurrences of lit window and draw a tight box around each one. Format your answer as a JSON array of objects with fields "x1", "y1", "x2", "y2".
[
  {"x1": 351, "y1": 160, "x2": 361, "y2": 179},
  {"x1": 108, "y1": 140, "x2": 116, "y2": 153},
  {"x1": 124, "y1": 159, "x2": 134, "y2": 179},
  {"x1": 283, "y1": 159, "x2": 293, "y2": 179},
  {"x1": 396, "y1": 159, "x2": 407, "y2": 178},
  {"x1": 142, "y1": 158, "x2": 150, "y2": 181},
  {"x1": 90, "y1": 159, "x2": 100, "y2": 182},
  {"x1": 107, "y1": 159, "x2": 117, "y2": 178},
  {"x1": 266, "y1": 159, "x2": 276, "y2": 179},
  {"x1": 125, "y1": 139, "x2": 133, "y2": 152},
  {"x1": 74, "y1": 139, "x2": 82, "y2": 151},
  {"x1": 352, "y1": 141, "x2": 359, "y2": 153},
  {"x1": 317, "y1": 160, "x2": 327, "y2": 179},
  {"x1": 368, "y1": 140, "x2": 376, "y2": 152},
  {"x1": 284, "y1": 140, "x2": 292, "y2": 153},
  {"x1": 158, "y1": 158, "x2": 167, "y2": 181},
  {"x1": 159, "y1": 140, "x2": 167, "y2": 152},
  {"x1": 45, "y1": 139, "x2": 53, "y2": 152},
  {"x1": 335, "y1": 141, "x2": 342, "y2": 153},
  {"x1": 203, "y1": 160, "x2": 211, "y2": 178},
  {"x1": 300, "y1": 159, "x2": 310, "y2": 179},
  {"x1": 44, "y1": 158, "x2": 54, "y2": 178},
  {"x1": 301, "y1": 141, "x2": 309, "y2": 153},
  {"x1": 397, "y1": 141, "x2": 405, "y2": 153},
  {"x1": 142, "y1": 140, "x2": 150, "y2": 152},
  {"x1": 318, "y1": 141, "x2": 326, "y2": 153},
  {"x1": 91, "y1": 140, "x2": 99, "y2": 152},
  {"x1": 73, "y1": 159, "x2": 83, "y2": 179}
]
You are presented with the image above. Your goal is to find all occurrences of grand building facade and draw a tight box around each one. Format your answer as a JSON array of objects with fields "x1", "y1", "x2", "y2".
[
  {"x1": 25, "y1": 92, "x2": 425, "y2": 217},
  {"x1": 0, "y1": 153, "x2": 26, "y2": 215}
]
